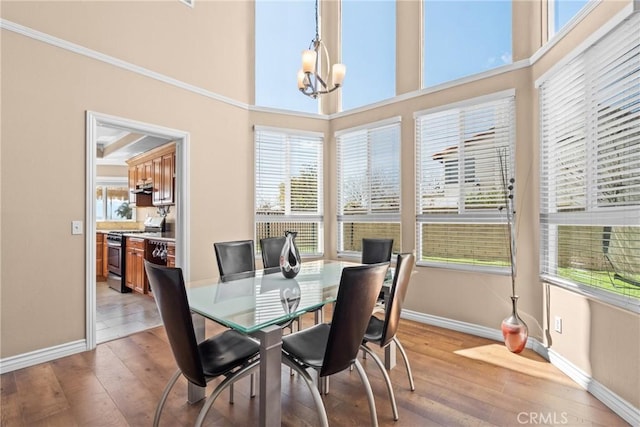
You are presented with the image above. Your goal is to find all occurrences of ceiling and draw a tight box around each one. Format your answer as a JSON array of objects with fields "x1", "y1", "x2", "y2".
[{"x1": 96, "y1": 124, "x2": 173, "y2": 165}]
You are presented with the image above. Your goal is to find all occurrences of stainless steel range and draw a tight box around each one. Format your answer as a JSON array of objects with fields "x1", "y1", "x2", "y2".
[{"x1": 106, "y1": 231, "x2": 144, "y2": 292}]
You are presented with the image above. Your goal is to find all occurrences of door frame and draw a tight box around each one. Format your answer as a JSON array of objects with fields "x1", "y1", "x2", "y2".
[{"x1": 85, "y1": 111, "x2": 190, "y2": 350}]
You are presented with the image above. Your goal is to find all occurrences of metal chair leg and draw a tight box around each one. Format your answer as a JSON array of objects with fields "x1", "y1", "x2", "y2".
[
  {"x1": 283, "y1": 357, "x2": 329, "y2": 427},
  {"x1": 153, "y1": 369, "x2": 182, "y2": 427},
  {"x1": 195, "y1": 361, "x2": 259, "y2": 427},
  {"x1": 393, "y1": 336, "x2": 415, "y2": 391},
  {"x1": 361, "y1": 344, "x2": 399, "y2": 420},
  {"x1": 353, "y1": 358, "x2": 379, "y2": 427}
]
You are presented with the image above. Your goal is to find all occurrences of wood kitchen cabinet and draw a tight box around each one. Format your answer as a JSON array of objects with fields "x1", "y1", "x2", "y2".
[
  {"x1": 127, "y1": 143, "x2": 175, "y2": 207},
  {"x1": 96, "y1": 232, "x2": 105, "y2": 281},
  {"x1": 125, "y1": 237, "x2": 147, "y2": 294},
  {"x1": 166, "y1": 242, "x2": 176, "y2": 268}
]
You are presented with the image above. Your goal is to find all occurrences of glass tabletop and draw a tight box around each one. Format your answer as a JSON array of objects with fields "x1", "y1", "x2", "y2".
[{"x1": 186, "y1": 260, "x2": 360, "y2": 334}]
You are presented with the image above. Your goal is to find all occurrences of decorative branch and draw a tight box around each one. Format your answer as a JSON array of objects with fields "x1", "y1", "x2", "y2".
[{"x1": 497, "y1": 148, "x2": 517, "y2": 297}]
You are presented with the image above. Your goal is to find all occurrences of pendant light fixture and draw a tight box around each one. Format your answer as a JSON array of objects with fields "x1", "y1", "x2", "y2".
[{"x1": 297, "y1": 0, "x2": 346, "y2": 98}]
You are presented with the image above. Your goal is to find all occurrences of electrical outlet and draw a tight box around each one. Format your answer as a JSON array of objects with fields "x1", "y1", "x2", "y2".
[
  {"x1": 71, "y1": 220, "x2": 83, "y2": 235},
  {"x1": 554, "y1": 316, "x2": 562, "y2": 333}
]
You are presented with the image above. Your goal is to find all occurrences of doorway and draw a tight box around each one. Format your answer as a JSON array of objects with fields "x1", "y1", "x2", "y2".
[{"x1": 85, "y1": 111, "x2": 190, "y2": 350}]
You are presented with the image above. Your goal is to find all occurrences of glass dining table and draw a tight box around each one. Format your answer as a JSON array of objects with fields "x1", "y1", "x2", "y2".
[{"x1": 186, "y1": 259, "x2": 369, "y2": 427}]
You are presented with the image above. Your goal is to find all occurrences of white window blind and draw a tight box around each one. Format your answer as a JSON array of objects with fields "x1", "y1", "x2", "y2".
[
  {"x1": 415, "y1": 94, "x2": 515, "y2": 272},
  {"x1": 255, "y1": 127, "x2": 324, "y2": 256},
  {"x1": 540, "y1": 13, "x2": 640, "y2": 309},
  {"x1": 336, "y1": 118, "x2": 401, "y2": 255}
]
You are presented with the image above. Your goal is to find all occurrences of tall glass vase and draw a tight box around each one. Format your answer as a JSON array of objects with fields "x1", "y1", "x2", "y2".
[
  {"x1": 501, "y1": 296, "x2": 528, "y2": 353},
  {"x1": 280, "y1": 231, "x2": 301, "y2": 279}
]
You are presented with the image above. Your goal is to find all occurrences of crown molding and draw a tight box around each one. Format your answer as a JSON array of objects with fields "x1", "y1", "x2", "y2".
[{"x1": 0, "y1": 18, "x2": 249, "y2": 111}]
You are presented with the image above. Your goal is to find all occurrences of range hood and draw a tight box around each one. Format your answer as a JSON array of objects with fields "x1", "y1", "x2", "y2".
[{"x1": 132, "y1": 181, "x2": 153, "y2": 194}]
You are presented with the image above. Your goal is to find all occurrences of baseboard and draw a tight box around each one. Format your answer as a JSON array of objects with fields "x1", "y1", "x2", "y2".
[
  {"x1": 401, "y1": 309, "x2": 638, "y2": 426},
  {"x1": 0, "y1": 340, "x2": 86, "y2": 374},
  {"x1": 547, "y1": 348, "x2": 640, "y2": 427}
]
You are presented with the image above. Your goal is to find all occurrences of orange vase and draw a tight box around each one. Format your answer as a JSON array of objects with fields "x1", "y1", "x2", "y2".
[{"x1": 501, "y1": 296, "x2": 528, "y2": 353}]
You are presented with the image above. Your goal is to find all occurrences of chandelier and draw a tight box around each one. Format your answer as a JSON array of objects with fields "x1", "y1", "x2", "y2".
[{"x1": 297, "y1": 0, "x2": 346, "y2": 98}]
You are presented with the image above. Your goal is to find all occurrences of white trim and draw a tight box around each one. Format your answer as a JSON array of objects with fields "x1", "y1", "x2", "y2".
[
  {"x1": 542, "y1": 277, "x2": 640, "y2": 314},
  {"x1": 249, "y1": 105, "x2": 328, "y2": 120},
  {"x1": 330, "y1": 60, "x2": 528, "y2": 120},
  {"x1": 85, "y1": 111, "x2": 191, "y2": 351},
  {"x1": 547, "y1": 0, "x2": 601, "y2": 41},
  {"x1": 179, "y1": 0, "x2": 194, "y2": 8},
  {"x1": 534, "y1": 3, "x2": 637, "y2": 87},
  {"x1": 413, "y1": 89, "x2": 516, "y2": 118},
  {"x1": 334, "y1": 115, "x2": 402, "y2": 137},
  {"x1": 0, "y1": 340, "x2": 86, "y2": 374},
  {"x1": 548, "y1": 349, "x2": 640, "y2": 427},
  {"x1": 0, "y1": 19, "x2": 247, "y2": 111},
  {"x1": 253, "y1": 125, "x2": 324, "y2": 139},
  {"x1": 401, "y1": 309, "x2": 537, "y2": 351},
  {"x1": 402, "y1": 309, "x2": 639, "y2": 427}
]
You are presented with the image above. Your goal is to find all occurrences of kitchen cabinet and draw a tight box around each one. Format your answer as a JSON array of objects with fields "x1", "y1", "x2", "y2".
[
  {"x1": 166, "y1": 242, "x2": 176, "y2": 268},
  {"x1": 96, "y1": 232, "x2": 105, "y2": 281},
  {"x1": 160, "y1": 152, "x2": 174, "y2": 205},
  {"x1": 125, "y1": 237, "x2": 147, "y2": 294},
  {"x1": 127, "y1": 143, "x2": 175, "y2": 207}
]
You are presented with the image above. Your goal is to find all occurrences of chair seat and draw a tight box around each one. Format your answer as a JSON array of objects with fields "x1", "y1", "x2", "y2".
[
  {"x1": 200, "y1": 330, "x2": 260, "y2": 377},
  {"x1": 363, "y1": 315, "x2": 384, "y2": 343},
  {"x1": 281, "y1": 323, "x2": 331, "y2": 369}
]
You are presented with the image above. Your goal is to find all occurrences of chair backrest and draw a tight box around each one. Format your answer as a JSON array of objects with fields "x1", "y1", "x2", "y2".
[
  {"x1": 214, "y1": 240, "x2": 256, "y2": 278},
  {"x1": 260, "y1": 236, "x2": 286, "y2": 269},
  {"x1": 321, "y1": 263, "x2": 388, "y2": 377},
  {"x1": 361, "y1": 238, "x2": 394, "y2": 264},
  {"x1": 380, "y1": 253, "x2": 415, "y2": 347},
  {"x1": 144, "y1": 261, "x2": 207, "y2": 387}
]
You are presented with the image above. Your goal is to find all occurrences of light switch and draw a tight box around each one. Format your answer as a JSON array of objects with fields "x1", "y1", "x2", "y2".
[{"x1": 71, "y1": 220, "x2": 83, "y2": 235}]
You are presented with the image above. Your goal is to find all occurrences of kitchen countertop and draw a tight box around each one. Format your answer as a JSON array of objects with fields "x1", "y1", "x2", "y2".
[{"x1": 123, "y1": 232, "x2": 175, "y2": 242}]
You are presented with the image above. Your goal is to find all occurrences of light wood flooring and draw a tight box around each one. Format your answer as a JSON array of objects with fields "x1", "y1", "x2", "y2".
[
  {"x1": 1, "y1": 312, "x2": 629, "y2": 426},
  {"x1": 96, "y1": 281, "x2": 161, "y2": 344}
]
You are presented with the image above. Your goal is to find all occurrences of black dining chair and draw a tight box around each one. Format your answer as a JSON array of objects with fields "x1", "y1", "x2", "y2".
[
  {"x1": 362, "y1": 238, "x2": 394, "y2": 264},
  {"x1": 213, "y1": 239, "x2": 258, "y2": 396},
  {"x1": 259, "y1": 236, "x2": 286, "y2": 274},
  {"x1": 360, "y1": 253, "x2": 416, "y2": 421},
  {"x1": 281, "y1": 263, "x2": 389, "y2": 427},
  {"x1": 144, "y1": 261, "x2": 260, "y2": 427},
  {"x1": 214, "y1": 240, "x2": 256, "y2": 280}
]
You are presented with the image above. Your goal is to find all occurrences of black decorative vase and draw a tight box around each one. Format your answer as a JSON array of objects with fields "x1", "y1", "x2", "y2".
[{"x1": 280, "y1": 231, "x2": 301, "y2": 279}]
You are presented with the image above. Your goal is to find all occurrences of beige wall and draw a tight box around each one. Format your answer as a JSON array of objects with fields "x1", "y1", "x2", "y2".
[
  {"x1": 0, "y1": 0, "x2": 637, "y2": 412},
  {"x1": 1, "y1": 0, "x2": 253, "y2": 357}
]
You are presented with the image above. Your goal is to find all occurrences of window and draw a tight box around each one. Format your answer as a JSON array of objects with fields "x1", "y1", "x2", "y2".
[
  {"x1": 255, "y1": 0, "x2": 318, "y2": 113},
  {"x1": 96, "y1": 178, "x2": 134, "y2": 221},
  {"x1": 423, "y1": 0, "x2": 512, "y2": 88},
  {"x1": 539, "y1": 13, "x2": 640, "y2": 307},
  {"x1": 336, "y1": 118, "x2": 401, "y2": 256},
  {"x1": 341, "y1": 0, "x2": 396, "y2": 110},
  {"x1": 255, "y1": 127, "x2": 324, "y2": 256},
  {"x1": 415, "y1": 92, "x2": 515, "y2": 272},
  {"x1": 549, "y1": 0, "x2": 591, "y2": 38}
]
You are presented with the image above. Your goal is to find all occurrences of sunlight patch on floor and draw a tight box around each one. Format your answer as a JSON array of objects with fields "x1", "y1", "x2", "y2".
[{"x1": 454, "y1": 344, "x2": 579, "y2": 388}]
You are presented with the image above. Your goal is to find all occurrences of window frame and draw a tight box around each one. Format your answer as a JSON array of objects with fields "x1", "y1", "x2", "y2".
[
  {"x1": 335, "y1": 116, "x2": 402, "y2": 258},
  {"x1": 254, "y1": 126, "x2": 324, "y2": 257},
  {"x1": 96, "y1": 177, "x2": 136, "y2": 222},
  {"x1": 538, "y1": 12, "x2": 640, "y2": 313},
  {"x1": 415, "y1": 90, "x2": 516, "y2": 274}
]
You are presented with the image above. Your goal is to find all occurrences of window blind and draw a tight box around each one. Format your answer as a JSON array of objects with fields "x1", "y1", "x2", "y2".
[
  {"x1": 255, "y1": 128, "x2": 324, "y2": 256},
  {"x1": 415, "y1": 94, "x2": 515, "y2": 272},
  {"x1": 336, "y1": 118, "x2": 401, "y2": 254},
  {"x1": 539, "y1": 13, "x2": 640, "y2": 308}
]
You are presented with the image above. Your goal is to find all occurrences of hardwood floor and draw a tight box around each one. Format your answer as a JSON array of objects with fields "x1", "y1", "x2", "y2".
[
  {"x1": 96, "y1": 281, "x2": 161, "y2": 344},
  {"x1": 1, "y1": 314, "x2": 629, "y2": 426}
]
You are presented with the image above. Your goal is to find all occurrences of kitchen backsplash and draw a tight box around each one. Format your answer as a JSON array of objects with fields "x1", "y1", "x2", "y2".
[{"x1": 96, "y1": 206, "x2": 175, "y2": 231}]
